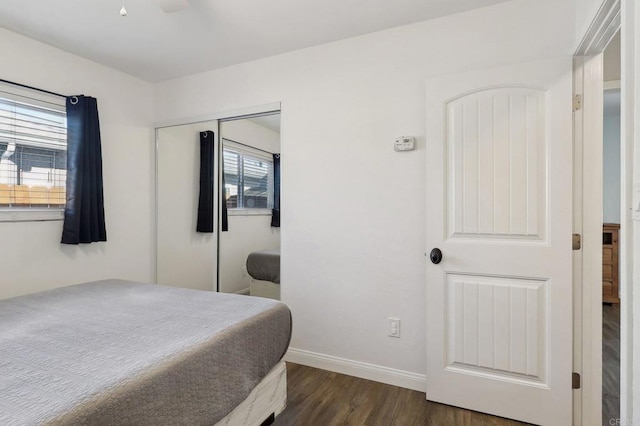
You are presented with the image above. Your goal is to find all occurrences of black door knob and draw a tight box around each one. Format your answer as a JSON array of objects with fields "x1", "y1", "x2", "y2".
[{"x1": 430, "y1": 248, "x2": 443, "y2": 264}]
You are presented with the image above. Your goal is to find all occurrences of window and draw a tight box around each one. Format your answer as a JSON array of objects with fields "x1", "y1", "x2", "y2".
[
  {"x1": 223, "y1": 140, "x2": 273, "y2": 212},
  {"x1": 0, "y1": 84, "x2": 66, "y2": 220}
]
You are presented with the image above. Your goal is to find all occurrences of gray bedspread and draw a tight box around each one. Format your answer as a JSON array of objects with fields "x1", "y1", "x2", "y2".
[
  {"x1": 246, "y1": 249, "x2": 280, "y2": 284},
  {"x1": 0, "y1": 279, "x2": 292, "y2": 426}
]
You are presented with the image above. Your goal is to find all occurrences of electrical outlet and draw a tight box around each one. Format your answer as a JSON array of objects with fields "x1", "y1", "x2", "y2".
[{"x1": 388, "y1": 318, "x2": 400, "y2": 338}]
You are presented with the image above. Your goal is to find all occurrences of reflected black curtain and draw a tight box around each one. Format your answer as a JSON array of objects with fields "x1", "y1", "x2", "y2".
[
  {"x1": 196, "y1": 131, "x2": 215, "y2": 232},
  {"x1": 221, "y1": 147, "x2": 228, "y2": 232},
  {"x1": 271, "y1": 153, "x2": 280, "y2": 227},
  {"x1": 61, "y1": 96, "x2": 107, "y2": 244}
]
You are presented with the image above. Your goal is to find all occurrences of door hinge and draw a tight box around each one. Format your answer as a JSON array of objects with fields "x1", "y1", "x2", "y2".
[
  {"x1": 573, "y1": 94, "x2": 582, "y2": 111},
  {"x1": 572, "y1": 372, "x2": 581, "y2": 389},
  {"x1": 572, "y1": 234, "x2": 581, "y2": 250}
]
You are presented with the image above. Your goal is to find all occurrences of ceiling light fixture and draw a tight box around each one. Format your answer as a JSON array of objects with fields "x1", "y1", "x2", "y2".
[{"x1": 120, "y1": 0, "x2": 127, "y2": 16}]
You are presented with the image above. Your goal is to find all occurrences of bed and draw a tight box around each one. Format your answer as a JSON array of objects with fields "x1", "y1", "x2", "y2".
[
  {"x1": 246, "y1": 248, "x2": 280, "y2": 300},
  {"x1": 0, "y1": 279, "x2": 292, "y2": 426}
]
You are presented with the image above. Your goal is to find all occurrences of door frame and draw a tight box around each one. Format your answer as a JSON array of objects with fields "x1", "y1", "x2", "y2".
[{"x1": 573, "y1": 0, "x2": 631, "y2": 424}]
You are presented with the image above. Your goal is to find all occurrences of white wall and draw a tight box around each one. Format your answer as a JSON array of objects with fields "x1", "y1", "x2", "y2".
[
  {"x1": 604, "y1": 90, "x2": 621, "y2": 223},
  {"x1": 604, "y1": 31, "x2": 621, "y2": 82},
  {"x1": 0, "y1": 28, "x2": 154, "y2": 299},
  {"x1": 219, "y1": 215, "x2": 280, "y2": 294},
  {"x1": 222, "y1": 118, "x2": 280, "y2": 153},
  {"x1": 154, "y1": 0, "x2": 576, "y2": 381},
  {"x1": 219, "y1": 118, "x2": 280, "y2": 294}
]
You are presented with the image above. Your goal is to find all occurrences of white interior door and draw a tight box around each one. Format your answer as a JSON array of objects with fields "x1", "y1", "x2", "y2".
[
  {"x1": 156, "y1": 121, "x2": 218, "y2": 291},
  {"x1": 425, "y1": 58, "x2": 573, "y2": 425}
]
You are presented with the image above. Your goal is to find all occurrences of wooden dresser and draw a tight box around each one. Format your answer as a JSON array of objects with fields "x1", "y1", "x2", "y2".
[{"x1": 603, "y1": 223, "x2": 620, "y2": 304}]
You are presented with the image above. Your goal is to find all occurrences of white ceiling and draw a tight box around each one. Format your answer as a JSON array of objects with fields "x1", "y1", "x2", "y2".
[{"x1": 0, "y1": 0, "x2": 510, "y2": 82}]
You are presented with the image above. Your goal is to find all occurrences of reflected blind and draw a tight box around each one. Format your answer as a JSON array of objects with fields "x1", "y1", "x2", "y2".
[
  {"x1": 0, "y1": 87, "x2": 67, "y2": 208},
  {"x1": 223, "y1": 142, "x2": 273, "y2": 210}
]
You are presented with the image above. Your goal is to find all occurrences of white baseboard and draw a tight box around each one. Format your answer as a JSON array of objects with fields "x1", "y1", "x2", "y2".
[
  {"x1": 284, "y1": 347, "x2": 427, "y2": 393},
  {"x1": 233, "y1": 288, "x2": 250, "y2": 295}
]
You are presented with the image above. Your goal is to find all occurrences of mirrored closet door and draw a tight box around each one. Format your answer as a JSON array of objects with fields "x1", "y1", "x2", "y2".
[
  {"x1": 218, "y1": 113, "x2": 281, "y2": 299},
  {"x1": 156, "y1": 120, "x2": 219, "y2": 291},
  {"x1": 155, "y1": 108, "x2": 281, "y2": 298}
]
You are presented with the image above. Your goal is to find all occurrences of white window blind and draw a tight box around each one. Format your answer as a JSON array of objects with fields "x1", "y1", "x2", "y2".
[
  {"x1": 0, "y1": 84, "x2": 67, "y2": 211},
  {"x1": 223, "y1": 140, "x2": 273, "y2": 210}
]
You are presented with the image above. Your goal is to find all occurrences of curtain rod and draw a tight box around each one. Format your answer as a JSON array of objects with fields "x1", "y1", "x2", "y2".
[
  {"x1": 222, "y1": 137, "x2": 276, "y2": 156},
  {"x1": 0, "y1": 78, "x2": 67, "y2": 99}
]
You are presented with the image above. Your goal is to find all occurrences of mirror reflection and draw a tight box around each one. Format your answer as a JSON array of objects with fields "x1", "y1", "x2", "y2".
[
  {"x1": 218, "y1": 114, "x2": 281, "y2": 299},
  {"x1": 156, "y1": 120, "x2": 219, "y2": 292},
  {"x1": 155, "y1": 112, "x2": 281, "y2": 300}
]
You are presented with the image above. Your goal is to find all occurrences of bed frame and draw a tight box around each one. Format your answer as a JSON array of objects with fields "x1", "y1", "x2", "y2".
[
  {"x1": 0, "y1": 280, "x2": 291, "y2": 425},
  {"x1": 215, "y1": 361, "x2": 287, "y2": 425}
]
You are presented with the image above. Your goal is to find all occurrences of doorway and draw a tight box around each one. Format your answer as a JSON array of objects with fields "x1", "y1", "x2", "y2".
[
  {"x1": 572, "y1": 0, "x2": 629, "y2": 423},
  {"x1": 602, "y1": 30, "x2": 621, "y2": 424}
]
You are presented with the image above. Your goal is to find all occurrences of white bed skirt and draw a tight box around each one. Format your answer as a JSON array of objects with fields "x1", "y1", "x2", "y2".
[
  {"x1": 215, "y1": 360, "x2": 287, "y2": 426},
  {"x1": 250, "y1": 278, "x2": 281, "y2": 300}
]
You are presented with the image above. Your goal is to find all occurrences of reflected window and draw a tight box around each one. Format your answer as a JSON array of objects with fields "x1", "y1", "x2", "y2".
[{"x1": 223, "y1": 143, "x2": 273, "y2": 210}]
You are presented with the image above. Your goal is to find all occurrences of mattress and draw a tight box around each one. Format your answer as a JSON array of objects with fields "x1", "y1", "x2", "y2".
[
  {"x1": 0, "y1": 279, "x2": 292, "y2": 426},
  {"x1": 246, "y1": 248, "x2": 280, "y2": 283}
]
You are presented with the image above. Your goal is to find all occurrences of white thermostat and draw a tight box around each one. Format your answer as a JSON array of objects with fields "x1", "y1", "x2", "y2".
[{"x1": 394, "y1": 136, "x2": 415, "y2": 152}]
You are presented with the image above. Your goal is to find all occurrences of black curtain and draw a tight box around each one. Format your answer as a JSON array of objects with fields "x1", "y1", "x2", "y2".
[
  {"x1": 221, "y1": 148, "x2": 228, "y2": 232},
  {"x1": 271, "y1": 153, "x2": 280, "y2": 227},
  {"x1": 196, "y1": 131, "x2": 215, "y2": 232},
  {"x1": 61, "y1": 96, "x2": 107, "y2": 244}
]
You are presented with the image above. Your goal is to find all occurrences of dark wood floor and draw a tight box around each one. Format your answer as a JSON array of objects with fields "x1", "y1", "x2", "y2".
[
  {"x1": 603, "y1": 303, "x2": 620, "y2": 425},
  {"x1": 275, "y1": 363, "x2": 528, "y2": 426},
  {"x1": 275, "y1": 308, "x2": 620, "y2": 426}
]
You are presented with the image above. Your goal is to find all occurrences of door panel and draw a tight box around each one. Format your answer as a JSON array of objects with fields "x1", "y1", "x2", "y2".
[
  {"x1": 446, "y1": 274, "x2": 546, "y2": 380},
  {"x1": 447, "y1": 88, "x2": 545, "y2": 240},
  {"x1": 426, "y1": 58, "x2": 573, "y2": 425},
  {"x1": 156, "y1": 122, "x2": 218, "y2": 291}
]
